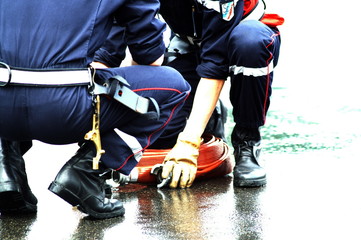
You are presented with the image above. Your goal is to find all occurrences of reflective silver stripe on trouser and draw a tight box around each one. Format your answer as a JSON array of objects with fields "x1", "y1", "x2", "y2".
[
  {"x1": 229, "y1": 60, "x2": 274, "y2": 77},
  {"x1": 114, "y1": 128, "x2": 143, "y2": 162}
]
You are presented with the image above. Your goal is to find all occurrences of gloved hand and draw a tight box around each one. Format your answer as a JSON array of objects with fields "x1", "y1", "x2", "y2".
[{"x1": 161, "y1": 132, "x2": 202, "y2": 188}]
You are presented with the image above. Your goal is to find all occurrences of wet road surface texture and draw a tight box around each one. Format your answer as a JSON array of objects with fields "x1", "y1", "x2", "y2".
[{"x1": 1, "y1": 0, "x2": 361, "y2": 239}]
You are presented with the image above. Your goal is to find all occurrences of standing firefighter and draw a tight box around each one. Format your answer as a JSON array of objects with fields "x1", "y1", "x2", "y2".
[{"x1": 0, "y1": 0, "x2": 190, "y2": 219}]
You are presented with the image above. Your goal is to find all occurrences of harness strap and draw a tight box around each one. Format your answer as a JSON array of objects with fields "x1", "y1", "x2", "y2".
[{"x1": 92, "y1": 75, "x2": 160, "y2": 120}]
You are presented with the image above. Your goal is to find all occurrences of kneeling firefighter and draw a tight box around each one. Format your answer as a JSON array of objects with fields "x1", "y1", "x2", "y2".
[
  {"x1": 158, "y1": 0, "x2": 284, "y2": 188},
  {"x1": 0, "y1": 0, "x2": 190, "y2": 219},
  {"x1": 92, "y1": 0, "x2": 284, "y2": 189}
]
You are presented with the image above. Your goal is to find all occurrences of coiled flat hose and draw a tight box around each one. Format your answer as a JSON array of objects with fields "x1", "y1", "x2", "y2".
[{"x1": 132, "y1": 134, "x2": 235, "y2": 183}]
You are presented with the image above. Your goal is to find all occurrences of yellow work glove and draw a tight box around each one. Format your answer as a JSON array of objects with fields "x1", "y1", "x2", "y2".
[{"x1": 161, "y1": 132, "x2": 202, "y2": 188}]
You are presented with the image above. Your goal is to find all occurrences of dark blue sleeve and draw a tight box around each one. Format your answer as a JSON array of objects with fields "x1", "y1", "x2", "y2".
[
  {"x1": 114, "y1": 0, "x2": 166, "y2": 65},
  {"x1": 196, "y1": 1, "x2": 244, "y2": 80},
  {"x1": 93, "y1": 22, "x2": 127, "y2": 67}
]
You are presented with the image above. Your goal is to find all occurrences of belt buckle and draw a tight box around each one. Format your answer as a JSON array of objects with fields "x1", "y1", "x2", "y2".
[{"x1": 0, "y1": 62, "x2": 12, "y2": 87}]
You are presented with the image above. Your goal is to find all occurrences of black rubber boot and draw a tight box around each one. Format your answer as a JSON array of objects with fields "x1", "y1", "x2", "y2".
[
  {"x1": 231, "y1": 126, "x2": 266, "y2": 187},
  {"x1": 0, "y1": 140, "x2": 38, "y2": 214},
  {"x1": 48, "y1": 141, "x2": 125, "y2": 219}
]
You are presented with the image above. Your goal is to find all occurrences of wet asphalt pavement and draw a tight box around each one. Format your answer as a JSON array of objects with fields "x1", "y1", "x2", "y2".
[
  {"x1": 1, "y1": 0, "x2": 361, "y2": 239},
  {"x1": 1, "y1": 137, "x2": 361, "y2": 240}
]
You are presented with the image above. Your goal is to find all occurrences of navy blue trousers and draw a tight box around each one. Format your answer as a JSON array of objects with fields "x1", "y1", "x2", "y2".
[
  {"x1": 228, "y1": 20, "x2": 281, "y2": 128},
  {"x1": 0, "y1": 65, "x2": 190, "y2": 174}
]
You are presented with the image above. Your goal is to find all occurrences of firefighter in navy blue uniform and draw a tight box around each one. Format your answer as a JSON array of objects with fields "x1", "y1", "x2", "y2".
[
  {"x1": 0, "y1": 0, "x2": 190, "y2": 219},
  {"x1": 92, "y1": 0, "x2": 283, "y2": 188},
  {"x1": 157, "y1": 0, "x2": 282, "y2": 188}
]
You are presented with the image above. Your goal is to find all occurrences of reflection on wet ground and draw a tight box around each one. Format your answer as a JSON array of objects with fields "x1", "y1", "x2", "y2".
[{"x1": 262, "y1": 85, "x2": 361, "y2": 153}]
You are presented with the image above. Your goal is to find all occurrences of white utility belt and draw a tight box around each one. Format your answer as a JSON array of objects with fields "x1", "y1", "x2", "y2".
[
  {"x1": 0, "y1": 62, "x2": 160, "y2": 119},
  {"x1": 0, "y1": 63, "x2": 92, "y2": 87}
]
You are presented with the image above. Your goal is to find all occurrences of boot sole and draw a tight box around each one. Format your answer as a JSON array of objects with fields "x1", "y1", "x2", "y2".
[
  {"x1": 0, "y1": 190, "x2": 37, "y2": 214},
  {"x1": 48, "y1": 181, "x2": 125, "y2": 219},
  {"x1": 233, "y1": 178, "x2": 267, "y2": 188}
]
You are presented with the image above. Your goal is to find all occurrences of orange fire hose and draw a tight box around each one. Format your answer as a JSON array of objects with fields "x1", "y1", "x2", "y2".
[{"x1": 131, "y1": 134, "x2": 235, "y2": 184}]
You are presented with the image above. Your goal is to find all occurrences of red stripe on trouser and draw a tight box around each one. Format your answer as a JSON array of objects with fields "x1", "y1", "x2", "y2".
[
  {"x1": 116, "y1": 88, "x2": 190, "y2": 171},
  {"x1": 263, "y1": 31, "x2": 281, "y2": 123}
]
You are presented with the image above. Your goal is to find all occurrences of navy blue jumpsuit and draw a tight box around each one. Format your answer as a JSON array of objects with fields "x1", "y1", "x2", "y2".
[
  {"x1": 0, "y1": 0, "x2": 191, "y2": 175},
  {"x1": 93, "y1": 0, "x2": 282, "y2": 148}
]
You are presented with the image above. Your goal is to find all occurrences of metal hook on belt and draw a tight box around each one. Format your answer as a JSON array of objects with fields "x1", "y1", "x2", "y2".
[{"x1": 84, "y1": 67, "x2": 105, "y2": 169}]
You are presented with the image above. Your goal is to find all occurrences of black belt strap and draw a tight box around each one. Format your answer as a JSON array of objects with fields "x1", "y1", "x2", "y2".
[{"x1": 93, "y1": 75, "x2": 160, "y2": 120}]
